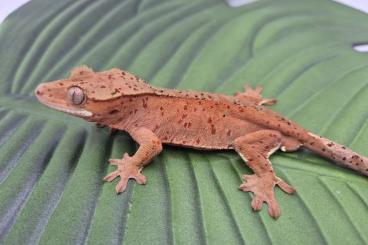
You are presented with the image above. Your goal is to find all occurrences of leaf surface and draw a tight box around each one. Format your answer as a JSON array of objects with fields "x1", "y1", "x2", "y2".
[{"x1": 1, "y1": 0, "x2": 368, "y2": 244}]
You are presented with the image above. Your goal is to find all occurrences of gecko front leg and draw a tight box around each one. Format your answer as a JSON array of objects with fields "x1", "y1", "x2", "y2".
[
  {"x1": 233, "y1": 130, "x2": 295, "y2": 218},
  {"x1": 103, "y1": 127, "x2": 162, "y2": 193}
]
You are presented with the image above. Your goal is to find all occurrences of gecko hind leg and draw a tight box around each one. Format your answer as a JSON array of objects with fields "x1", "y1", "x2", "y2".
[{"x1": 233, "y1": 130, "x2": 296, "y2": 218}]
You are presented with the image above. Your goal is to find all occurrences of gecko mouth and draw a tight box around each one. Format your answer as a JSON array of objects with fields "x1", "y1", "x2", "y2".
[{"x1": 35, "y1": 90, "x2": 93, "y2": 118}]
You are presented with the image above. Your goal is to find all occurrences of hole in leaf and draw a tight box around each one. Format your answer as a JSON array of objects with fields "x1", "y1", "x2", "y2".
[
  {"x1": 353, "y1": 43, "x2": 368, "y2": 53},
  {"x1": 226, "y1": 0, "x2": 258, "y2": 8}
]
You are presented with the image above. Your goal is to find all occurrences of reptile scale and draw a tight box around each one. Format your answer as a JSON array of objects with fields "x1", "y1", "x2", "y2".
[{"x1": 35, "y1": 66, "x2": 368, "y2": 218}]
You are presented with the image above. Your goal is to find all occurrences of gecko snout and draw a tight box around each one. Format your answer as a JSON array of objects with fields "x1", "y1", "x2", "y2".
[{"x1": 35, "y1": 83, "x2": 46, "y2": 98}]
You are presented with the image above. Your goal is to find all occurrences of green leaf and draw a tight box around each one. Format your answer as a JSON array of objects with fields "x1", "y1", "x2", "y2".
[{"x1": 1, "y1": 0, "x2": 368, "y2": 244}]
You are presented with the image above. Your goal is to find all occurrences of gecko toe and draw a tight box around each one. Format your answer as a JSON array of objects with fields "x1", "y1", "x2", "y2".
[
  {"x1": 103, "y1": 171, "x2": 119, "y2": 182},
  {"x1": 266, "y1": 198, "x2": 281, "y2": 218},
  {"x1": 251, "y1": 196, "x2": 263, "y2": 211},
  {"x1": 109, "y1": 159, "x2": 121, "y2": 166},
  {"x1": 239, "y1": 183, "x2": 251, "y2": 192},
  {"x1": 115, "y1": 179, "x2": 128, "y2": 193},
  {"x1": 133, "y1": 173, "x2": 146, "y2": 185},
  {"x1": 276, "y1": 178, "x2": 296, "y2": 194}
]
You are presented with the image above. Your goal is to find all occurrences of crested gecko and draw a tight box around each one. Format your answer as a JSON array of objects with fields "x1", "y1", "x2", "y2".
[{"x1": 35, "y1": 66, "x2": 368, "y2": 218}]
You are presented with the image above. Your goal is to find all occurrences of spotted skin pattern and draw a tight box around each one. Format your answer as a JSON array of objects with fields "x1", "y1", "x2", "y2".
[{"x1": 35, "y1": 66, "x2": 368, "y2": 219}]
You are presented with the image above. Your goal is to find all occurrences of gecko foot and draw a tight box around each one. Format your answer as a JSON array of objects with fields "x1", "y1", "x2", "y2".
[
  {"x1": 239, "y1": 174, "x2": 295, "y2": 218},
  {"x1": 235, "y1": 84, "x2": 277, "y2": 106},
  {"x1": 103, "y1": 153, "x2": 146, "y2": 193}
]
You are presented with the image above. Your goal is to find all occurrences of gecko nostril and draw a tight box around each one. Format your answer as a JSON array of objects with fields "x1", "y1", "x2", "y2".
[{"x1": 36, "y1": 89, "x2": 43, "y2": 96}]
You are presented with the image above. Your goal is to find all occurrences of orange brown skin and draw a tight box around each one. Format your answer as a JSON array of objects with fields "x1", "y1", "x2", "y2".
[{"x1": 35, "y1": 66, "x2": 368, "y2": 219}]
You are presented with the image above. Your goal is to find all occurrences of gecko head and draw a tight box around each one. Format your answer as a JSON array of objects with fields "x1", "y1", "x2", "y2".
[
  {"x1": 35, "y1": 66, "x2": 102, "y2": 120},
  {"x1": 35, "y1": 66, "x2": 154, "y2": 121}
]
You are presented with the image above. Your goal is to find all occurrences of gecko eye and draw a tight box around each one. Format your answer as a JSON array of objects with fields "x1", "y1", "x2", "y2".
[{"x1": 67, "y1": 86, "x2": 85, "y2": 105}]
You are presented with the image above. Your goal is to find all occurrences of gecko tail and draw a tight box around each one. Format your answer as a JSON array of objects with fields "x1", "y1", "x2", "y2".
[{"x1": 303, "y1": 132, "x2": 368, "y2": 176}]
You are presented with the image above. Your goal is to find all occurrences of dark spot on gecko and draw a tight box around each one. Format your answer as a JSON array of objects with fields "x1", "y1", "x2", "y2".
[
  {"x1": 109, "y1": 109, "x2": 119, "y2": 114},
  {"x1": 184, "y1": 105, "x2": 188, "y2": 110},
  {"x1": 208, "y1": 118, "x2": 212, "y2": 123},
  {"x1": 196, "y1": 138, "x2": 200, "y2": 144},
  {"x1": 142, "y1": 99, "x2": 148, "y2": 108},
  {"x1": 342, "y1": 157, "x2": 346, "y2": 161},
  {"x1": 211, "y1": 125, "x2": 216, "y2": 135},
  {"x1": 100, "y1": 85, "x2": 106, "y2": 88}
]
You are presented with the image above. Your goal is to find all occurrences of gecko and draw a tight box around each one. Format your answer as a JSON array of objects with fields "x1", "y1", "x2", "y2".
[{"x1": 35, "y1": 66, "x2": 368, "y2": 218}]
